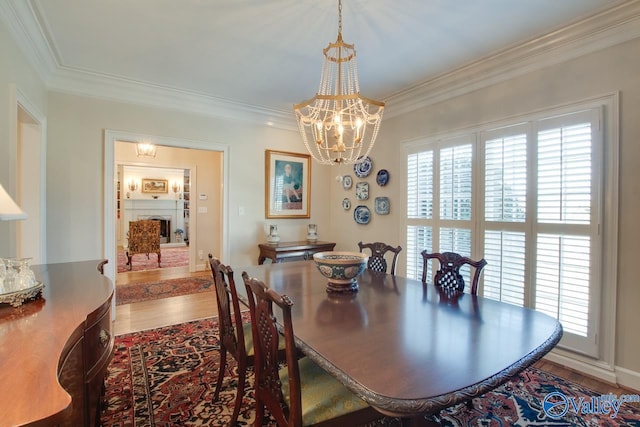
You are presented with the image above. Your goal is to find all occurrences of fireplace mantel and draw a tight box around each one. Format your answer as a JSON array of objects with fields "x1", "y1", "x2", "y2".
[{"x1": 121, "y1": 199, "x2": 185, "y2": 244}]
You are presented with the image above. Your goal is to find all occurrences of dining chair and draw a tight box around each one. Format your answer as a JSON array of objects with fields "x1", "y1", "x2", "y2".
[
  {"x1": 242, "y1": 272, "x2": 381, "y2": 427},
  {"x1": 357, "y1": 241, "x2": 402, "y2": 275},
  {"x1": 209, "y1": 255, "x2": 286, "y2": 426},
  {"x1": 126, "y1": 220, "x2": 161, "y2": 270},
  {"x1": 420, "y1": 250, "x2": 487, "y2": 296}
]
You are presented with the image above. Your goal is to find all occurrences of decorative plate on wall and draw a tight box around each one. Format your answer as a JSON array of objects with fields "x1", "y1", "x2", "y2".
[
  {"x1": 376, "y1": 169, "x2": 390, "y2": 186},
  {"x1": 375, "y1": 197, "x2": 390, "y2": 215},
  {"x1": 353, "y1": 156, "x2": 373, "y2": 178},
  {"x1": 342, "y1": 198, "x2": 351, "y2": 210},
  {"x1": 355, "y1": 182, "x2": 369, "y2": 200},
  {"x1": 354, "y1": 205, "x2": 371, "y2": 224},
  {"x1": 342, "y1": 175, "x2": 353, "y2": 190}
]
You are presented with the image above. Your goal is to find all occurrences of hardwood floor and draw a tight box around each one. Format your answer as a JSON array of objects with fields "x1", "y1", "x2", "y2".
[
  {"x1": 114, "y1": 265, "x2": 218, "y2": 336},
  {"x1": 113, "y1": 266, "x2": 639, "y2": 400}
]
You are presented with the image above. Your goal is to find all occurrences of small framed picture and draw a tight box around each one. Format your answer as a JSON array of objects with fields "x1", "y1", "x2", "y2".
[
  {"x1": 265, "y1": 150, "x2": 311, "y2": 218},
  {"x1": 141, "y1": 179, "x2": 168, "y2": 193}
]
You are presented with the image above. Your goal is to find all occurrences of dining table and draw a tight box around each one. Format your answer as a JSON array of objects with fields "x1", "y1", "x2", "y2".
[{"x1": 239, "y1": 260, "x2": 563, "y2": 420}]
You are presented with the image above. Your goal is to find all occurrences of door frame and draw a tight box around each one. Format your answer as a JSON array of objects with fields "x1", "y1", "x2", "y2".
[
  {"x1": 103, "y1": 130, "x2": 229, "y2": 291},
  {"x1": 9, "y1": 84, "x2": 47, "y2": 262}
]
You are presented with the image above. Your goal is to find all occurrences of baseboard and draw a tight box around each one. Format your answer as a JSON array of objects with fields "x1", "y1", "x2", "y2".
[
  {"x1": 615, "y1": 367, "x2": 640, "y2": 393},
  {"x1": 544, "y1": 350, "x2": 617, "y2": 384},
  {"x1": 161, "y1": 242, "x2": 187, "y2": 248},
  {"x1": 545, "y1": 349, "x2": 640, "y2": 393},
  {"x1": 195, "y1": 262, "x2": 208, "y2": 272}
]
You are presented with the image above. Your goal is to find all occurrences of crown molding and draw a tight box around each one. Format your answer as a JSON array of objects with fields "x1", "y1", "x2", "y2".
[
  {"x1": 0, "y1": 0, "x2": 56, "y2": 83},
  {"x1": 384, "y1": 0, "x2": 640, "y2": 118},
  {"x1": 3, "y1": 0, "x2": 639, "y2": 128},
  {"x1": 1, "y1": 0, "x2": 297, "y2": 130},
  {"x1": 48, "y1": 67, "x2": 298, "y2": 131}
]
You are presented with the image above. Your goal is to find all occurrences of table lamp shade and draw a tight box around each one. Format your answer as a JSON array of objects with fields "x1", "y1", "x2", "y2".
[{"x1": 0, "y1": 184, "x2": 27, "y2": 220}]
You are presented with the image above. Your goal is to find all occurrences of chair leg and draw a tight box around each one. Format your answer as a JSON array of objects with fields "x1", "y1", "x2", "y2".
[
  {"x1": 253, "y1": 395, "x2": 264, "y2": 427},
  {"x1": 157, "y1": 251, "x2": 161, "y2": 267},
  {"x1": 230, "y1": 358, "x2": 247, "y2": 426},
  {"x1": 213, "y1": 346, "x2": 227, "y2": 401},
  {"x1": 126, "y1": 253, "x2": 132, "y2": 270}
]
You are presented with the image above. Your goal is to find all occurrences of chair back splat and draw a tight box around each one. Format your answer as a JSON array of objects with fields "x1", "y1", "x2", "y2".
[
  {"x1": 358, "y1": 241, "x2": 402, "y2": 275},
  {"x1": 242, "y1": 272, "x2": 380, "y2": 427},
  {"x1": 421, "y1": 251, "x2": 487, "y2": 296}
]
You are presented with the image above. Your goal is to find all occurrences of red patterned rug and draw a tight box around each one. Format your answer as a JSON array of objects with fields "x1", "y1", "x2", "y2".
[
  {"x1": 117, "y1": 246, "x2": 189, "y2": 273},
  {"x1": 101, "y1": 317, "x2": 640, "y2": 426},
  {"x1": 115, "y1": 276, "x2": 214, "y2": 305}
]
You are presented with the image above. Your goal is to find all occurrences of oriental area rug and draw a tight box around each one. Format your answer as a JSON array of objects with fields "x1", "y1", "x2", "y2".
[
  {"x1": 115, "y1": 276, "x2": 214, "y2": 305},
  {"x1": 101, "y1": 317, "x2": 640, "y2": 427},
  {"x1": 117, "y1": 246, "x2": 189, "y2": 273}
]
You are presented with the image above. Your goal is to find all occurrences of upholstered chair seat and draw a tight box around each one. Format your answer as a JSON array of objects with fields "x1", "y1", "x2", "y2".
[{"x1": 280, "y1": 357, "x2": 371, "y2": 426}]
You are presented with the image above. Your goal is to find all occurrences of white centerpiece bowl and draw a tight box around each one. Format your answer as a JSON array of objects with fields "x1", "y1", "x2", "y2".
[{"x1": 312, "y1": 251, "x2": 368, "y2": 293}]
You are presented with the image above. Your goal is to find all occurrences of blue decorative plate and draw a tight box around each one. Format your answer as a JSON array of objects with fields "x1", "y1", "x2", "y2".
[
  {"x1": 355, "y1": 182, "x2": 369, "y2": 200},
  {"x1": 353, "y1": 156, "x2": 373, "y2": 178},
  {"x1": 376, "y1": 169, "x2": 390, "y2": 186},
  {"x1": 342, "y1": 198, "x2": 351, "y2": 210},
  {"x1": 342, "y1": 175, "x2": 353, "y2": 190},
  {"x1": 375, "y1": 197, "x2": 390, "y2": 215},
  {"x1": 354, "y1": 205, "x2": 371, "y2": 224}
]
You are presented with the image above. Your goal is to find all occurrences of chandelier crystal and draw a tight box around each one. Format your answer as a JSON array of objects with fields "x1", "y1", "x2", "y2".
[{"x1": 294, "y1": 0, "x2": 384, "y2": 165}]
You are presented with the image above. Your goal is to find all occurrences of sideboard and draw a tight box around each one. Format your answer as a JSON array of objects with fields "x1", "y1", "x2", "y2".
[
  {"x1": 258, "y1": 241, "x2": 336, "y2": 264},
  {"x1": 0, "y1": 260, "x2": 114, "y2": 426}
]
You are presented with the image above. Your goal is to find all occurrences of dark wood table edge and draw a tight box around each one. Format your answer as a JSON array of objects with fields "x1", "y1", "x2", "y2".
[{"x1": 294, "y1": 322, "x2": 563, "y2": 417}]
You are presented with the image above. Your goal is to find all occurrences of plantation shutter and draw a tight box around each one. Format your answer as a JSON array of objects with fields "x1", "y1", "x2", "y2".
[
  {"x1": 482, "y1": 125, "x2": 529, "y2": 306},
  {"x1": 405, "y1": 106, "x2": 603, "y2": 357},
  {"x1": 533, "y1": 110, "x2": 600, "y2": 355},
  {"x1": 406, "y1": 151, "x2": 434, "y2": 279}
]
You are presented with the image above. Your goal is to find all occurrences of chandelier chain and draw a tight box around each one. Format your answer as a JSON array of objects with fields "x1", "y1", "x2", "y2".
[{"x1": 338, "y1": 0, "x2": 342, "y2": 35}]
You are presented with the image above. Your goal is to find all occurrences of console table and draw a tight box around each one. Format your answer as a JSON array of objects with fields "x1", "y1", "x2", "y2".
[
  {"x1": 258, "y1": 241, "x2": 336, "y2": 264},
  {"x1": 0, "y1": 260, "x2": 114, "y2": 426}
]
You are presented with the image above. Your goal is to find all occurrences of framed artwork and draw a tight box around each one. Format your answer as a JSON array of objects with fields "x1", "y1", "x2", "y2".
[
  {"x1": 265, "y1": 150, "x2": 311, "y2": 218},
  {"x1": 141, "y1": 179, "x2": 168, "y2": 193}
]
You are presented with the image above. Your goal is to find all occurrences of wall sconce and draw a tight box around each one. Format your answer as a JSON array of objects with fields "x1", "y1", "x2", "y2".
[
  {"x1": 172, "y1": 182, "x2": 181, "y2": 199},
  {"x1": 128, "y1": 180, "x2": 138, "y2": 192}
]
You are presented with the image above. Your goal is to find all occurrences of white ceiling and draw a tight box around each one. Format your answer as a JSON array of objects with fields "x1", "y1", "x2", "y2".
[{"x1": 2, "y1": 0, "x2": 635, "y2": 126}]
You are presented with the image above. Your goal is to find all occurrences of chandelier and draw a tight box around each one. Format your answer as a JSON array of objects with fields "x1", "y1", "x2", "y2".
[
  {"x1": 136, "y1": 142, "x2": 157, "y2": 158},
  {"x1": 293, "y1": 0, "x2": 384, "y2": 165}
]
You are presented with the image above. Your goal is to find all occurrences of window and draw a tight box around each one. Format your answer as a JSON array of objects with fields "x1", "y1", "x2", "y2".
[{"x1": 405, "y1": 106, "x2": 605, "y2": 357}]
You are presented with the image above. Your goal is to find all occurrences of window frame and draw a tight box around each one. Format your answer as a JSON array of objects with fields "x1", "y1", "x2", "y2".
[{"x1": 402, "y1": 94, "x2": 618, "y2": 371}]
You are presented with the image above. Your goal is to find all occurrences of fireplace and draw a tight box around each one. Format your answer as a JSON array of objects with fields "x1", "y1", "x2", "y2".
[{"x1": 140, "y1": 215, "x2": 171, "y2": 243}]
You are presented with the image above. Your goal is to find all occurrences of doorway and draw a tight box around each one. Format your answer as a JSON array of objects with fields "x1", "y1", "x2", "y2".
[
  {"x1": 103, "y1": 130, "x2": 229, "y2": 297},
  {"x1": 9, "y1": 85, "x2": 46, "y2": 263},
  {"x1": 116, "y1": 163, "x2": 192, "y2": 275}
]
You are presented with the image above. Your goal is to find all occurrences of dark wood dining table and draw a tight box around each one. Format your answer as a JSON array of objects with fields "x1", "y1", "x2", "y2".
[{"x1": 240, "y1": 260, "x2": 563, "y2": 419}]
